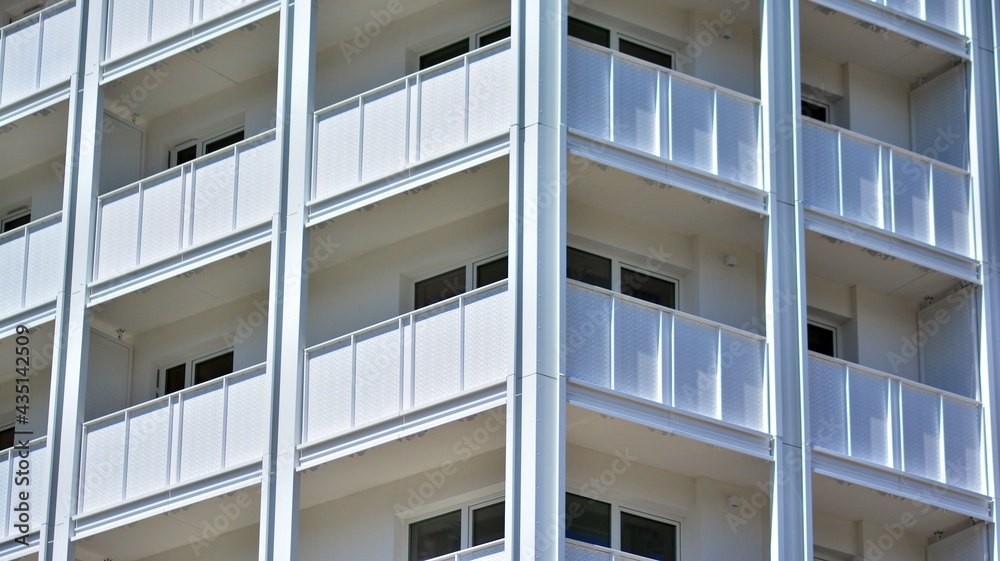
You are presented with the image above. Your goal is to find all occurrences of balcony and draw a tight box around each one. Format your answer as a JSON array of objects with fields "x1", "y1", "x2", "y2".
[
  {"x1": 77, "y1": 363, "x2": 268, "y2": 517},
  {"x1": 0, "y1": 0, "x2": 79, "y2": 112},
  {"x1": 808, "y1": 352, "x2": 984, "y2": 494},
  {"x1": 566, "y1": 38, "x2": 762, "y2": 190},
  {"x1": 310, "y1": 39, "x2": 513, "y2": 212},
  {"x1": 427, "y1": 540, "x2": 505, "y2": 561},
  {"x1": 0, "y1": 213, "x2": 63, "y2": 321},
  {"x1": 801, "y1": 118, "x2": 973, "y2": 258},
  {"x1": 0, "y1": 437, "x2": 48, "y2": 545},
  {"x1": 566, "y1": 539, "x2": 656, "y2": 561},
  {"x1": 870, "y1": 0, "x2": 965, "y2": 35}
]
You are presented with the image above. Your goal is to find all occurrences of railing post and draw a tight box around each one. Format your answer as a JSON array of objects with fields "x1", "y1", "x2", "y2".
[
  {"x1": 885, "y1": 148, "x2": 896, "y2": 234},
  {"x1": 20, "y1": 224, "x2": 30, "y2": 308},
  {"x1": 927, "y1": 163, "x2": 937, "y2": 246},
  {"x1": 889, "y1": 379, "x2": 902, "y2": 470},
  {"x1": 34, "y1": 12, "x2": 45, "y2": 90},
  {"x1": 120, "y1": 410, "x2": 131, "y2": 502},
  {"x1": 836, "y1": 129, "x2": 844, "y2": 216},
  {"x1": 134, "y1": 183, "x2": 145, "y2": 267},
  {"x1": 843, "y1": 365, "x2": 852, "y2": 456},
  {"x1": 0, "y1": 29, "x2": 7, "y2": 103}
]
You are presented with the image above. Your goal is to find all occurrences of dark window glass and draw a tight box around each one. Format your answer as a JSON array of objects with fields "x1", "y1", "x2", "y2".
[
  {"x1": 565, "y1": 493, "x2": 611, "y2": 547},
  {"x1": 175, "y1": 144, "x2": 198, "y2": 166},
  {"x1": 568, "y1": 17, "x2": 610, "y2": 47},
  {"x1": 164, "y1": 364, "x2": 186, "y2": 394},
  {"x1": 620, "y1": 512, "x2": 677, "y2": 561},
  {"x1": 409, "y1": 510, "x2": 462, "y2": 561},
  {"x1": 472, "y1": 501, "x2": 505, "y2": 545},
  {"x1": 2, "y1": 212, "x2": 30, "y2": 232},
  {"x1": 204, "y1": 129, "x2": 245, "y2": 154},
  {"x1": 420, "y1": 39, "x2": 470, "y2": 70},
  {"x1": 193, "y1": 351, "x2": 234, "y2": 385},
  {"x1": 415, "y1": 267, "x2": 467, "y2": 308},
  {"x1": 802, "y1": 99, "x2": 829, "y2": 122},
  {"x1": 0, "y1": 427, "x2": 14, "y2": 450},
  {"x1": 567, "y1": 247, "x2": 612, "y2": 289},
  {"x1": 619, "y1": 38, "x2": 672, "y2": 69},
  {"x1": 621, "y1": 267, "x2": 676, "y2": 308},
  {"x1": 476, "y1": 256, "x2": 508, "y2": 287},
  {"x1": 807, "y1": 323, "x2": 836, "y2": 357},
  {"x1": 478, "y1": 26, "x2": 510, "y2": 47}
]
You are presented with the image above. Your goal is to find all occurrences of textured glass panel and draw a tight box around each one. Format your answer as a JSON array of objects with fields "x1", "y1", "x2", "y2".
[
  {"x1": 924, "y1": 0, "x2": 963, "y2": 32},
  {"x1": 108, "y1": 0, "x2": 150, "y2": 61},
  {"x1": 892, "y1": 153, "x2": 933, "y2": 244},
  {"x1": 933, "y1": 167, "x2": 971, "y2": 256},
  {"x1": 236, "y1": 135, "x2": 278, "y2": 229},
  {"x1": 800, "y1": 122, "x2": 839, "y2": 213},
  {"x1": 139, "y1": 173, "x2": 183, "y2": 266},
  {"x1": 315, "y1": 104, "x2": 361, "y2": 200},
  {"x1": 1, "y1": 20, "x2": 40, "y2": 106},
  {"x1": 463, "y1": 285, "x2": 510, "y2": 390},
  {"x1": 808, "y1": 356, "x2": 847, "y2": 454},
  {"x1": 670, "y1": 77, "x2": 714, "y2": 175},
  {"x1": 920, "y1": 289, "x2": 978, "y2": 398},
  {"x1": 673, "y1": 316, "x2": 719, "y2": 419},
  {"x1": 26, "y1": 441, "x2": 47, "y2": 530},
  {"x1": 613, "y1": 298, "x2": 659, "y2": 401},
  {"x1": 0, "y1": 453, "x2": 8, "y2": 536},
  {"x1": 467, "y1": 44, "x2": 513, "y2": 143},
  {"x1": 23, "y1": 219, "x2": 61, "y2": 309},
  {"x1": 38, "y1": 3, "x2": 78, "y2": 90},
  {"x1": 225, "y1": 368, "x2": 268, "y2": 466},
  {"x1": 565, "y1": 542, "x2": 612, "y2": 561},
  {"x1": 565, "y1": 284, "x2": 611, "y2": 387},
  {"x1": 840, "y1": 135, "x2": 882, "y2": 228},
  {"x1": 911, "y1": 66, "x2": 967, "y2": 168},
  {"x1": 886, "y1": 0, "x2": 923, "y2": 20},
  {"x1": 179, "y1": 383, "x2": 225, "y2": 481},
  {"x1": 191, "y1": 152, "x2": 236, "y2": 245},
  {"x1": 0, "y1": 231, "x2": 25, "y2": 316},
  {"x1": 613, "y1": 57, "x2": 657, "y2": 154},
  {"x1": 567, "y1": 42, "x2": 610, "y2": 139},
  {"x1": 413, "y1": 302, "x2": 462, "y2": 407},
  {"x1": 125, "y1": 403, "x2": 170, "y2": 499},
  {"x1": 82, "y1": 417, "x2": 126, "y2": 512},
  {"x1": 97, "y1": 191, "x2": 140, "y2": 280},
  {"x1": 419, "y1": 61, "x2": 466, "y2": 161},
  {"x1": 847, "y1": 369, "x2": 890, "y2": 466},
  {"x1": 901, "y1": 385, "x2": 942, "y2": 481},
  {"x1": 353, "y1": 324, "x2": 401, "y2": 426},
  {"x1": 201, "y1": 0, "x2": 242, "y2": 22},
  {"x1": 361, "y1": 84, "x2": 408, "y2": 182},
  {"x1": 305, "y1": 341, "x2": 352, "y2": 441},
  {"x1": 150, "y1": 0, "x2": 190, "y2": 43},
  {"x1": 716, "y1": 93, "x2": 759, "y2": 187},
  {"x1": 943, "y1": 398, "x2": 983, "y2": 492},
  {"x1": 720, "y1": 332, "x2": 765, "y2": 431},
  {"x1": 462, "y1": 543, "x2": 505, "y2": 561}
]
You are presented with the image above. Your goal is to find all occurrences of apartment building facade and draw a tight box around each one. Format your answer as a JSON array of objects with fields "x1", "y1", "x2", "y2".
[{"x1": 0, "y1": 0, "x2": 997, "y2": 559}]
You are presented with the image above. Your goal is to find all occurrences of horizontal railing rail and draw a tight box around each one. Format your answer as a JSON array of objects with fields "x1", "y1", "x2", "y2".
[
  {"x1": 801, "y1": 117, "x2": 974, "y2": 257},
  {"x1": 78, "y1": 363, "x2": 269, "y2": 514},
  {"x1": 0, "y1": 0, "x2": 79, "y2": 108},
  {"x1": 0, "y1": 436, "x2": 48, "y2": 541},
  {"x1": 303, "y1": 280, "x2": 510, "y2": 444},
  {"x1": 424, "y1": 539, "x2": 506, "y2": 561},
  {"x1": 567, "y1": 37, "x2": 762, "y2": 188},
  {"x1": 311, "y1": 38, "x2": 513, "y2": 203},
  {"x1": 565, "y1": 538, "x2": 659, "y2": 561},
  {"x1": 808, "y1": 351, "x2": 985, "y2": 493},
  {"x1": 565, "y1": 280, "x2": 769, "y2": 433},
  {"x1": 93, "y1": 129, "x2": 278, "y2": 282},
  {"x1": 0, "y1": 212, "x2": 63, "y2": 319},
  {"x1": 875, "y1": 0, "x2": 965, "y2": 34}
]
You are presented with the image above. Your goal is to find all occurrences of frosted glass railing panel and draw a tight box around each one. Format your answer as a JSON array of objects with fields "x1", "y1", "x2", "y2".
[
  {"x1": 313, "y1": 40, "x2": 513, "y2": 202},
  {"x1": 0, "y1": 437, "x2": 48, "y2": 540},
  {"x1": 0, "y1": 0, "x2": 79, "y2": 108},
  {"x1": 808, "y1": 353, "x2": 984, "y2": 493},
  {"x1": 79, "y1": 364, "x2": 268, "y2": 513},
  {"x1": 94, "y1": 130, "x2": 277, "y2": 282},
  {"x1": 566, "y1": 39, "x2": 762, "y2": 188},
  {"x1": 566, "y1": 539, "x2": 659, "y2": 561},
  {"x1": 565, "y1": 281, "x2": 768, "y2": 433},
  {"x1": 883, "y1": 0, "x2": 964, "y2": 34},
  {"x1": 424, "y1": 540, "x2": 506, "y2": 561},
  {"x1": 801, "y1": 119, "x2": 973, "y2": 257},
  {"x1": 0, "y1": 213, "x2": 63, "y2": 319},
  {"x1": 303, "y1": 282, "x2": 510, "y2": 444}
]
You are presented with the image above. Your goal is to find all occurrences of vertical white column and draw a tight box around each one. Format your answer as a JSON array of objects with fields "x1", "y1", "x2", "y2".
[
  {"x1": 257, "y1": 0, "x2": 314, "y2": 556},
  {"x1": 506, "y1": 0, "x2": 567, "y2": 559},
  {"x1": 761, "y1": 0, "x2": 811, "y2": 559}
]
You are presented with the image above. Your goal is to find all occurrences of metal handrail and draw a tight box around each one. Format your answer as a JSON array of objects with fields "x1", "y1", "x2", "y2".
[
  {"x1": 423, "y1": 539, "x2": 505, "y2": 561},
  {"x1": 0, "y1": 210, "x2": 61, "y2": 243},
  {"x1": 0, "y1": 0, "x2": 74, "y2": 33},
  {"x1": 566, "y1": 538, "x2": 660, "y2": 561}
]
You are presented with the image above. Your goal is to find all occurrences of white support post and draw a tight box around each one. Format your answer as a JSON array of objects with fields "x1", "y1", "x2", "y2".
[
  {"x1": 506, "y1": 0, "x2": 567, "y2": 560},
  {"x1": 761, "y1": 0, "x2": 811, "y2": 559},
  {"x1": 257, "y1": 0, "x2": 314, "y2": 556}
]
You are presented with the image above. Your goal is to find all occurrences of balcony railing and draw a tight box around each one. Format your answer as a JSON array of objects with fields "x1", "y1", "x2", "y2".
[
  {"x1": 93, "y1": 130, "x2": 278, "y2": 282},
  {"x1": 565, "y1": 281, "x2": 769, "y2": 433},
  {"x1": 425, "y1": 539, "x2": 505, "y2": 561},
  {"x1": 801, "y1": 118, "x2": 973, "y2": 257},
  {"x1": 0, "y1": 437, "x2": 48, "y2": 542},
  {"x1": 79, "y1": 363, "x2": 269, "y2": 514},
  {"x1": 311, "y1": 39, "x2": 513, "y2": 203},
  {"x1": 303, "y1": 281, "x2": 510, "y2": 444},
  {"x1": 567, "y1": 38, "x2": 762, "y2": 189},
  {"x1": 0, "y1": 0, "x2": 79, "y2": 108},
  {"x1": 808, "y1": 352, "x2": 984, "y2": 493},
  {"x1": 878, "y1": 0, "x2": 964, "y2": 34},
  {"x1": 0, "y1": 212, "x2": 63, "y2": 319},
  {"x1": 566, "y1": 539, "x2": 658, "y2": 561}
]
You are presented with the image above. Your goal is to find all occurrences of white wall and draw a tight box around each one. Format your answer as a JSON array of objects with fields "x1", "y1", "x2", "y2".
[
  {"x1": 843, "y1": 62, "x2": 912, "y2": 149},
  {"x1": 137, "y1": 520, "x2": 258, "y2": 561},
  {"x1": 814, "y1": 510, "x2": 930, "y2": 561},
  {"x1": 0, "y1": 160, "x2": 63, "y2": 220}
]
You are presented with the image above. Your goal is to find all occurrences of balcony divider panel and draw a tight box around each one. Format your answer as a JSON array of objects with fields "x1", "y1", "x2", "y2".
[
  {"x1": 0, "y1": 0, "x2": 78, "y2": 109},
  {"x1": 0, "y1": 437, "x2": 47, "y2": 541},
  {"x1": 0, "y1": 213, "x2": 63, "y2": 319}
]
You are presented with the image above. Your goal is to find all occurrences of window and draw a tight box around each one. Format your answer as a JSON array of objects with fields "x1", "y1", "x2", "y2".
[
  {"x1": 0, "y1": 425, "x2": 14, "y2": 450},
  {"x1": 569, "y1": 17, "x2": 673, "y2": 69},
  {"x1": 2, "y1": 209, "x2": 30, "y2": 233},
  {"x1": 159, "y1": 349, "x2": 234, "y2": 396},
  {"x1": 621, "y1": 266, "x2": 676, "y2": 309},
  {"x1": 569, "y1": 17, "x2": 611, "y2": 47},
  {"x1": 568, "y1": 247, "x2": 679, "y2": 309},
  {"x1": 619, "y1": 38, "x2": 673, "y2": 69},
  {"x1": 476, "y1": 255, "x2": 508, "y2": 287},
  {"x1": 477, "y1": 25, "x2": 510, "y2": 47},
  {"x1": 418, "y1": 25, "x2": 511, "y2": 71},
  {"x1": 807, "y1": 322, "x2": 837, "y2": 357},
  {"x1": 172, "y1": 127, "x2": 245, "y2": 166},
  {"x1": 567, "y1": 247, "x2": 612, "y2": 289},
  {"x1": 802, "y1": 98, "x2": 830, "y2": 122},
  {"x1": 413, "y1": 255, "x2": 506, "y2": 309},
  {"x1": 408, "y1": 500, "x2": 504, "y2": 561},
  {"x1": 566, "y1": 493, "x2": 678, "y2": 561}
]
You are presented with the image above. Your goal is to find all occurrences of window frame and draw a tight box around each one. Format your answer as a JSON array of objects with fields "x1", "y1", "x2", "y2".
[
  {"x1": 157, "y1": 347, "x2": 235, "y2": 397},
  {"x1": 405, "y1": 494, "x2": 505, "y2": 560},
  {"x1": 565, "y1": 491, "x2": 682, "y2": 558},
  {"x1": 410, "y1": 251, "x2": 507, "y2": 311},
  {"x1": 569, "y1": 16, "x2": 676, "y2": 69},
  {"x1": 806, "y1": 319, "x2": 838, "y2": 357},
  {"x1": 171, "y1": 125, "x2": 246, "y2": 167},
  {"x1": 0, "y1": 423, "x2": 15, "y2": 451},
  {"x1": 568, "y1": 244, "x2": 682, "y2": 310},
  {"x1": 2, "y1": 208, "x2": 31, "y2": 233},
  {"x1": 417, "y1": 22, "x2": 511, "y2": 71},
  {"x1": 801, "y1": 96, "x2": 832, "y2": 123}
]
